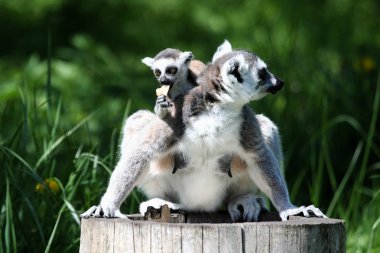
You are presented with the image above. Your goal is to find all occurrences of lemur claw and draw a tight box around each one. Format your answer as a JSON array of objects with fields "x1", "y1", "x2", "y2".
[
  {"x1": 80, "y1": 205, "x2": 97, "y2": 218},
  {"x1": 80, "y1": 205, "x2": 128, "y2": 219},
  {"x1": 279, "y1": 205, "x2": 327, "y2": 221},
  {"x1": 155, "y1": 95, "x2": 173, "y2": 118}
]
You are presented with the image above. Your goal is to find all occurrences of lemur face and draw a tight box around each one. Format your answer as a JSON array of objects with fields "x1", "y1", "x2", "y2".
[
  {"x1": 142, "y1": 49, "x2": 193, "y2": 87},
  {"x1": 211, "y1": 41, "x2": 284, "y2": 104}
]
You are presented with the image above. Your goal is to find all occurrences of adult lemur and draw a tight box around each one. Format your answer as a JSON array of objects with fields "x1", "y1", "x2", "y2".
[
  {"x1": 141, "y1": 47, "x2": 282, "y2": 221},
  {"x1": 81, "y1": 41, "x2": 326, "y2": 221}
]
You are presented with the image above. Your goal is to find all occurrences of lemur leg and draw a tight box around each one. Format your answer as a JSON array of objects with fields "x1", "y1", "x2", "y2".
[
  {"x1": 248, "y1": 148, "x2": 294, "y2": 213},
  {"x1": 246, "y1": 140, "x2": 327, "y2": 220},
  {"x1": 228, "y1": 194, "x2": 267, "y2": 222},
  {"x1": 241, "y1": 108, "x2": 326, "y2": 221}
]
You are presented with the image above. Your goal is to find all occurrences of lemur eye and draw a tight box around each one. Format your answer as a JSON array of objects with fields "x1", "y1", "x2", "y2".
[
  {"x1": 258, "y1": 68, "x2": 270, "y2": 80},
  {"x1": 154, "y1": 69, "x2": 161, "y2": 77},
  {"x1": 166, "y1": 66, "x2": 178, "y2": 75}
]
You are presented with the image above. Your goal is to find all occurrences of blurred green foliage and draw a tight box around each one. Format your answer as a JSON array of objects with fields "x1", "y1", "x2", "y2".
[{"x1": 0, "y1": 0, "x2": 379, "y2": 252}]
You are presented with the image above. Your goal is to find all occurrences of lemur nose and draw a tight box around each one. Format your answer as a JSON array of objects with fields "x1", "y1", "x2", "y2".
[
  {"x1": 159, "y1": 77, "x2": 172, "y2": 85},
  {"x1": 276, "y1": 78, "x2": 284, "y2": 89},
  {"x1": 267, "y1": 78, "x2": 284, "y2": 94}
]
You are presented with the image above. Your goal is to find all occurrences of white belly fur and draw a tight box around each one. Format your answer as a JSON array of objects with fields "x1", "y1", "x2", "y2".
[
  {"x1": 139, "y1": 106, "x2": 257, "y2": 211},
  {"x1": 169, "y1": 106, "x2": 245, "y2": 211}
]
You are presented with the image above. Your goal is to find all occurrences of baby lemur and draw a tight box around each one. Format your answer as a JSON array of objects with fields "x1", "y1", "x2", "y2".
[
  {"x1": 81, "y1": 41, "x2": 326, "y2": 221},
  {"x1": 142, "y1": 49, "x2": 205, "y2": 119}
]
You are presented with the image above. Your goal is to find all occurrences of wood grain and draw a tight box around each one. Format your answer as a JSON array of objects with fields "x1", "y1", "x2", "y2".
[{"x1": 80, "y1": 214, "x2": 345, "y2": 253}]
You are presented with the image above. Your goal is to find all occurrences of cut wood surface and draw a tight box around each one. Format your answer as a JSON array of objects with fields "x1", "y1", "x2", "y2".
[{"x1": 80, "y1": 212, "x2": 345, "y2": 253}]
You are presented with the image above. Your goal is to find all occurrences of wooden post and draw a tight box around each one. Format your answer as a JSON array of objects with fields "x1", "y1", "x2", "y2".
[{"x1": 80, "y1": 212, "x2": 345, "y2": 253}]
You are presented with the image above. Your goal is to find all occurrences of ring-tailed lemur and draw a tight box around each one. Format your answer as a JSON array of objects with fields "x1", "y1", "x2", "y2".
[
  {"x1": 81, "y1": 41, "x2": 326, "y2": 221},
  {"x1": 141, "y1": 49, "x2": 204, "y2": 119},
  {"x1": 141, "y1": 48, "x2": 282, "y2": 221}
]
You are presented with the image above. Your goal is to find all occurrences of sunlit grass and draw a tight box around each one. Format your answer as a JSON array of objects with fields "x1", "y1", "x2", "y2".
[{"x1": 0, "y1": 86, "x2": 144, "y2": 252}]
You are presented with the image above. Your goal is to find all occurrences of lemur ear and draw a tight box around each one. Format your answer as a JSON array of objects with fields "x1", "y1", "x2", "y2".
[
  {"x1": 142, "y1": 57, "x2": 154, "y2": 68},
  {"x1": 179, "y1": 51, "x2": 193, "y2": 64},
  {"x1": 212, "y1": 40, "x2": 233, "y2": 63}
]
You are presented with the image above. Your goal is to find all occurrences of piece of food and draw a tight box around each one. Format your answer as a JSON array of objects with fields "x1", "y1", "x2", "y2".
[{"x1": 156, "y1": 85, "x2": 170, "y2": 96}]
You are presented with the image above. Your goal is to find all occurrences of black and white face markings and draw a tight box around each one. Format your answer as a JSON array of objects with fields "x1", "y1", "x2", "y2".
[
  {"x1": 211, "y1": 42, "x2": 284, "y2": 100},
  {"x1": 153, "y1": 62, "x2": 179, "y2": 86},
  {"x1": 142, "y1": 48, "x2": 193, "y2": 87},
  {"x1": 255, "y1": 59, "x2": 284, "y2": 95}
]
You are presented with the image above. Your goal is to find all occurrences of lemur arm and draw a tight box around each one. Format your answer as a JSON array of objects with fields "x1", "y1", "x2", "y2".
[{"x1": 99, "y1": 150, "x2": 144, "y2": 218}]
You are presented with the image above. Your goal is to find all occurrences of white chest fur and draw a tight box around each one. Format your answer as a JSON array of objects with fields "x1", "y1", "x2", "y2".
[
  {"x1": 183, "y1": 105, "x2": 242, "y2": 158},
  {"x1": 169, "y1": 105, "x2": 244, "y2": 211}
]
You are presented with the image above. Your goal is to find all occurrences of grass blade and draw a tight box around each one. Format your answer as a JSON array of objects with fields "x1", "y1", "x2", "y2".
[
  {"x1": 326, "y1": 141, "x2": 363, "y2": 217},
  {"x1": 1, "y1": 147, "x2": 43, "y2": 183},
  {"x1": 77, "y1": 153, "x2": 112, "y2": 174},
  {"x1": 350, "y1": 74, "x2": 380, "y2": 218},
  {"x1": 367, "y1": 216, "x2": 380, "y2": 253},
  {"x1": 35, "y1": 112, "x2": 95, "y2": 169},
  {"x1": 11, "y1": 181, "x2": 47, "y2": 247},
  {"x1": 51, "y1": 98, "x2": 62, "y2": 140},
  {"x1": 5, "y1": 178, "x2": 17, "y2": 253},
  {"x1": 46, "y1": 27, "x2": 52, "y2": 107},
  {"x1": 63, "y1": 199, "x2": 80, "y2": 225},
  {"x1": 44, "y1": 206, "x2": 64, "y2": 253}
]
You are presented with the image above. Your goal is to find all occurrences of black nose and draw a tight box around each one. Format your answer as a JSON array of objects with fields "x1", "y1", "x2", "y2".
[
  {"x1": 276, "y1": 78, "x2": 284, "y2": 89},
  {"x1": 267, "y1": 78, "x2": 284, "y2": 94},
  {"x1": 159, "y1": 77, "x2": 172, "y2": 85}
]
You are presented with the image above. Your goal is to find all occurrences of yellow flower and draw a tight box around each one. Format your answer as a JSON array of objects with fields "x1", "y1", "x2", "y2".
[
  {"x1": 35, "y1": 178, "x2": 60, "y2": 194},
  {"x1": 360, "y1": 56, "x2": 376, "y2": 73}
]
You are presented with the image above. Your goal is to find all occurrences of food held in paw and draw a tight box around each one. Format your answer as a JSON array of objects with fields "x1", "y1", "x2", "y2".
[{"x1": 156, "y1": 85, "x2": 170, "y2": 96}]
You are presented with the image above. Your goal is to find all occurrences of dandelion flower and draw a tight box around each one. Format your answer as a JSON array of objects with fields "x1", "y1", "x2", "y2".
[{"x1": 35, "y1": 178, "x2": 60, "y2": 194}]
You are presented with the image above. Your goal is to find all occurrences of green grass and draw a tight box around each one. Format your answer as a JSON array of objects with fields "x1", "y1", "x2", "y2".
[{"x1": 0, "y1": 85, "x2": 144, "y2": 252}]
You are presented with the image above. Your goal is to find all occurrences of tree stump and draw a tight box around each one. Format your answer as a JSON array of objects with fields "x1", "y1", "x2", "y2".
[{"x1": 80, "y1": 211, "x2": 345, "y2": 253}]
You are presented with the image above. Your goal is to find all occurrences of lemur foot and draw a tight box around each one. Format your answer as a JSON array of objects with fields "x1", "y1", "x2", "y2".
[
  {"x1": 80, "y1": 205, "x2": 128, "y2": 219},
  {"x1": 279, "y1": 205, "x2": 327, "y2": 221},
  {"x1": 155, "y1": 95, "x2": 173, "y2": 118},
  {"x1": 139, "y1": 198, "x2": 183, "y2": 215},
  {"x1": 228, "y1": 194, "x2": 267, "y2": 222}
]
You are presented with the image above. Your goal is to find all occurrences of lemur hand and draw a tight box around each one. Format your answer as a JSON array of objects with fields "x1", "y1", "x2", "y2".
[
  {"x1": 279, "y1": 205, "x2": 327, "y2": 221},
  {"x1": 154, "y1": 95, "x2": 173, "y2": 118},
  {"x1": 80, "y1": 205, "x2": 128, "y2": 219}
]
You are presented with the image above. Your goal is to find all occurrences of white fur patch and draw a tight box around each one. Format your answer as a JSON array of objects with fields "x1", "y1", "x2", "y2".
[
  {"x1": 256, "y1": 58, "x2": 267, "y2": 69},
  {"x1": 139, "y1": 198, "x2": 183, "y2": 215},
  {"x1": 153, "y1": 58, "x2": 176, "y2": 72},
  {"x1": 219, "y1": 55, "x2": 262, "y2": 105}
]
